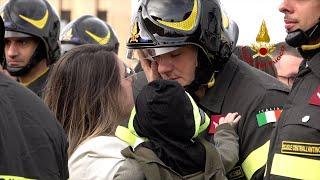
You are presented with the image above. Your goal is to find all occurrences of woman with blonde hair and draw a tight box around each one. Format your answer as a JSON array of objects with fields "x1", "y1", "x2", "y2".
[{"x1": 44, "y1": 44, "x2": 135, "y2": 179}]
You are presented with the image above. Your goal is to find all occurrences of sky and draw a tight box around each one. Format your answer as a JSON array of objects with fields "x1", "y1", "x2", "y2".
[
  {"x1": 221, "y1": 0, "x2": 287, "y2": 45},
  {"x1": 131, "y1": 0, "x2": 288, "y2": 46}
]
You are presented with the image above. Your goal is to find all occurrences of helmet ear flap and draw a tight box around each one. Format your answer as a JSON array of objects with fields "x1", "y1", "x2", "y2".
[
  {"x1": 47, "y1": 18, "x2": 61, "y2": 64},
  {"x1": 218, "y1": 40, "x2": 232, "y2": 60}
]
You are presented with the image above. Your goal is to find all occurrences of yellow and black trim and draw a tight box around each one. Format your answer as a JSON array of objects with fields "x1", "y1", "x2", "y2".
[
  {"x1": 241, "y1": 140, "x2": 270, "y2": 179},
  {"x1": 0, "y1": 175, "x2": 34, "y2": 180},
  {"x1": 271, "y1": 153, "x2": 320, "y2": 179}
]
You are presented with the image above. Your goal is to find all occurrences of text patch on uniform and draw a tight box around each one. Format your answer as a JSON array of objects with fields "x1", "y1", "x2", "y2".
[{"x1": 281, "y1": 141, "x2": 320, "y2": 157}]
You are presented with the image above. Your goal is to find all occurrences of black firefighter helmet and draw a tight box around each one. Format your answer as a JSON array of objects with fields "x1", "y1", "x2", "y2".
[
  {"x1": 1, "y1": 0, "x2": 60, "y2": 76},
  {"x1": 127, "y1": 0, "x2": 237, "y2": 92},
  {"x1": 60, "y1": 15, "x2": 119, "y2": 54}
]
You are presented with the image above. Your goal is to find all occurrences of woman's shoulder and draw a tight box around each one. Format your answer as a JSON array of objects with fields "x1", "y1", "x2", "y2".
[
  {"x1": 69, "y1": 136, "x2": 128, "y2": 160},
  {"x1": 68, "y1": 136, "x2": 129, "y2": 179}
]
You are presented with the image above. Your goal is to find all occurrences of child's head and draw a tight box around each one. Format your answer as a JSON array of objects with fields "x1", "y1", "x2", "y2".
[{"x1": 133, "y1": 79, "x2": 207, "y2": 143}]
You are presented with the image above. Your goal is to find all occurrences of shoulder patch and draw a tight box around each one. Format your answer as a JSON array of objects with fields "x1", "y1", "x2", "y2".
[
  {"x1": 209, "y1": 115, "x2": 222, "y2": 134},
  {"x1": 309, "y1": 85, "x2": 320, "y2": 106},
  {"x1": 256, "y1": 107, "x2": 282, "y2": 127}
]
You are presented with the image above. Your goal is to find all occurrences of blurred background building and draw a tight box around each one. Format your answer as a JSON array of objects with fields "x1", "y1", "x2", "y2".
[{"x1": 0, "y1": 0, "x2": 136, "y2": 66}]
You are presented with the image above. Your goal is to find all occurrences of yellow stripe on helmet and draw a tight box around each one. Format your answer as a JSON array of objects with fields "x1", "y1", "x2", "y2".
[
  {"x1": 19, "y1": 10, "x2": 49, "y2": 29},
  {"x1": 85, "y1": 30, "x2": 111, "y2": 45},
  {"x1": 157, "y1": 0, "x2": 198, "y2": 31}
]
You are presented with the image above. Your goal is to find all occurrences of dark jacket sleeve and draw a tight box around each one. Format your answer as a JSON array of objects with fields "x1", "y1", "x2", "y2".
[{"x1": 214, "y1": 123, "x2": 239, "y2": 173}]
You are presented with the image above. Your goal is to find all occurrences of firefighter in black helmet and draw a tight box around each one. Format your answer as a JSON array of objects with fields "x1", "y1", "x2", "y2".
[
  {"x1": 0, "y1": 15, "x2": 68, "y2": 180},
  {"x1": 122, "y1": 0, "x2": 290, "y2": 179},
  {"x1": 1, "y1": 0, "x2": 60, "y2": 97},
  {"x1": 60, "y1": 15, "x2": 119, "y2": 55}
]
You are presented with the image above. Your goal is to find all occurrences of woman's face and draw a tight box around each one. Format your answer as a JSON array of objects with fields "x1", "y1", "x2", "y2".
[{"x1": 118, "y1": 60, "x2": 135, "y2": 119}]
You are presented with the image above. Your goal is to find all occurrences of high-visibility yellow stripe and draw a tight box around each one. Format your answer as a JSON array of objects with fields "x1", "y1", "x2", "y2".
[
  {"x1": 242, "y1": 140, "x2": 270, "y2": 179},
  {"x1": 0, "y1": 175, "x2": 34, "y2": 180},
  {"x1": 271, "y1": 153, "x2": 320, "y2": 179},
  {"x1": 115, "y1": 126, "x2": 145, "y2": 148},
  {"x1": 186, "y1": 92, "x2": 200, "y2": 138},
  {"x1": 128, "y1": 107, "x2": 136, "y2": 133},
  {"x1": 115, "y1": 126, "x2": 136, "y2": 146}
]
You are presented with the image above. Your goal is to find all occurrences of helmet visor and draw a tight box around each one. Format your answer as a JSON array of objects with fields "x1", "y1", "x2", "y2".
[
  {"x1": 127, "y1": 47, "x2": 178, "y2": 61},
  {"x1": 5, "y1": 31, "x2": 32, "y2": 38},
  {"x1": 61, "y1": 43, "x2": 77, "y2": 55}
]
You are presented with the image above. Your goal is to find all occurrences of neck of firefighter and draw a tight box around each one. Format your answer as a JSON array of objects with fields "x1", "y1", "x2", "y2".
[
  {"x1": 19, "y1": 59, "x2": 47, "y2": 84},
  {"x1": 194, "y1": 85, "x2": 207, "y2": 100}
]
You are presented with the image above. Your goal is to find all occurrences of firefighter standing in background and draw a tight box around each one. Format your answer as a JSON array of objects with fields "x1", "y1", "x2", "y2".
[
  {"x1": 264, "y1": 0, "x2": 320, "y2": 179},
  {"x1": 272, "y1": 41, "x2": 303, "y2": 88},
  {"x1": 60, "y1": 15, "x2": 119, "y2": 55},
  {"x1": 1, "y1": 0, "x2": 60, "y2": 97}
]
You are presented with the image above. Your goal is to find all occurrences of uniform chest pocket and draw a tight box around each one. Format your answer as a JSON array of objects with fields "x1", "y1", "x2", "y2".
[
  {"x1": 279, "y1": 105, "x2": 320, "y2": 145},
  {"x1": 282, "y1": 104, "x2": 320, "y2": 130}
]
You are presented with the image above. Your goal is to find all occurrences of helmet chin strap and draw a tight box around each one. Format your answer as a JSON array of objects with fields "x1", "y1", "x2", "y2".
[
  {"x1": 286, "y1": 17, "x2": 320, "y2": 49},
  {"x1": 6, "y1": 42, "x2": 46, "y2": 76},
  {"x1": 185, "y1": 42, "x2": 231, "y2": 100},
  {"x1": 184, "y1": 50, "x2": 217, "y2": 100}
]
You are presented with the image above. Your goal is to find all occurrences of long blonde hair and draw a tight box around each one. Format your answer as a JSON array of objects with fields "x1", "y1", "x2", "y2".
[{"x1": 44, "y1": 45, "x2": 125, "y2": 156}]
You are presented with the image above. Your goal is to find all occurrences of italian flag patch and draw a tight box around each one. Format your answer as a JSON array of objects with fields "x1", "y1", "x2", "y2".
[{"x1": 256, "y1": 108, "x2": 282, "y2": 127}]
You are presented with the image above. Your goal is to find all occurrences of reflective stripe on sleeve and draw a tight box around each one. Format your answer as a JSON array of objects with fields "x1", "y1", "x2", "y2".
[
  {"x1": 241, "y1": 140, "x2": 270, "y2": 179},
  {"x1": 270, "y1": 153, "x2": 320, "y2": 180},
  {"x1": 0, "y1": 175, "x2": 34, "y2": 180}
]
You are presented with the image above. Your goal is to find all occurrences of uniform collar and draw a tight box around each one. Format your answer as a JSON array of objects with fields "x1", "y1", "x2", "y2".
[
  {"x1": 307, "y1": 52, "x2": 320, "y2": 79},
  {"x1": 199, "y1": 55, "x2": 239, "y2": 114}
]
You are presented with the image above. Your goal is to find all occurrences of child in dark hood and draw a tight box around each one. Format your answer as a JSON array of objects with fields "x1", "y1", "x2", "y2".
[{"x1": 115, "y1": 80, "x2": 240, "y2": 180}]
